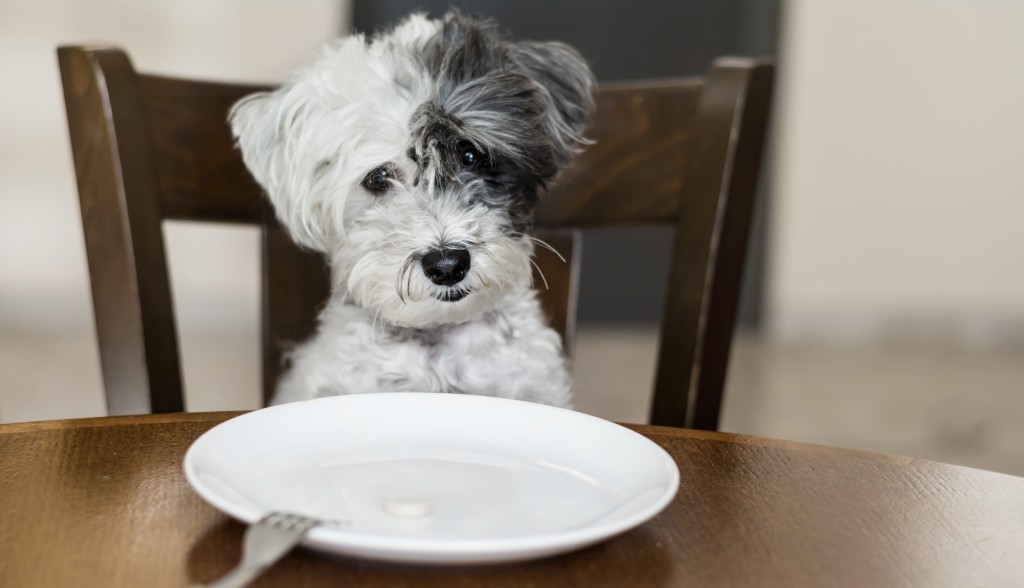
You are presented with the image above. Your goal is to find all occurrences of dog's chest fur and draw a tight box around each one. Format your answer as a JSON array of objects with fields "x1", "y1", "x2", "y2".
[{"x1": 273, "y1": 286, "x2": 572, "y2": 407}]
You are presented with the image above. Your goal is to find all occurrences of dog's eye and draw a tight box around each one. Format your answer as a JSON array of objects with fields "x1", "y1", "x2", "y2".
[
  {"x1": 362, "y1": 165, "x2": 396, "y2": 194},
  {"x1": 457, "y1": 141, "x2": 485, "y2": 170}
]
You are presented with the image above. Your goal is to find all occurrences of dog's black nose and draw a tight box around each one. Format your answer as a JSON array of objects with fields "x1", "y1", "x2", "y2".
[{"x1": 421, "y1": 247, "x2": 471, "y2": 286}]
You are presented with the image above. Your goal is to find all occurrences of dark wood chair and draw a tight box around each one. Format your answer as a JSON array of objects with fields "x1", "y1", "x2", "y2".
[{"x1": 58, "y1": 46, "x2": 772, "y2": 430}]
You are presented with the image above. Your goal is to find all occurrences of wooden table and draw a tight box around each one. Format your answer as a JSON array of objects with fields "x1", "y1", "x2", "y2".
[{"x1": 1, "y1": 413, "x2": 1022, "y2": 587}]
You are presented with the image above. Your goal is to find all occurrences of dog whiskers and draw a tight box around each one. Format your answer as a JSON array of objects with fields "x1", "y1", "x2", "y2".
[
  {"x1": 396, "y1": 255, "x2": 418, "y2": 303},
  {"x1": 406, "y1": 259, "x2": 418, "y2": 302},
  {"x1": 529, "y1": 258, "x2": 550, "y2": 290},
  {"x1": 530, "y1": 237, "x2": 567, "y2": 263}
]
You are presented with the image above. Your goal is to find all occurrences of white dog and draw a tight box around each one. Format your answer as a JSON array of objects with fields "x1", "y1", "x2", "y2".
[{"x1": 230, "y1": 11, "x2": 595, "y2": 407}]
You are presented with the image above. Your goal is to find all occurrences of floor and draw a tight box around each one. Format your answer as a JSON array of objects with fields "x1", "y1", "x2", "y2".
[
  {"x1": 2, "y1": 324, "x2": 1022, "y2": 477},
  {"x1": 575, "y1": 327, "x2": 1024, "y2": 477}
]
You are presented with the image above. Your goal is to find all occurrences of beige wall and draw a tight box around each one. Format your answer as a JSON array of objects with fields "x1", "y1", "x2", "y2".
[
  {"x1": 0, "y1": 0, "x2": 345, "y2": 330},
  {"x1": 770, "y1": 0, "x2": 1024, "y2": 342}
]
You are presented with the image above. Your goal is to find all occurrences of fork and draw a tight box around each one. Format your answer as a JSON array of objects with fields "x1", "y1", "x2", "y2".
[{"x1": 197, "y1": 512, "x2": 320, "y2": 588}]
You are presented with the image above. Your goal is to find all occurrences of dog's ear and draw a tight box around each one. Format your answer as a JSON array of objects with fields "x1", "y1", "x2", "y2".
[
  {"x1": 230, "y1": 89, "x2": 332, "y2": 252},
  {"x1": 511, "y1": 41, "x2": 596, "y2": 168}
]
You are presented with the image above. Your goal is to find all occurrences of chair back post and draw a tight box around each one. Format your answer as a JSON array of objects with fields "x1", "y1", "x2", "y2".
[
  {"x1": 650, "y1": 58, "x2": 774, "y2": 430},
  {"x1": 58, "y1": 46, "x2": 184, "y2": 414}
]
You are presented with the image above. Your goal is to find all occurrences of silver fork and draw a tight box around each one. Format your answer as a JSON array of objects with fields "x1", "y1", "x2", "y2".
[{"x1": 197, "y1": 512, "x2": 320, "y2": 588}]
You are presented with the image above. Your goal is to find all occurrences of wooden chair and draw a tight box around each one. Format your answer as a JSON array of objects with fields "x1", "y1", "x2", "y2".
[{"x1": 59, "y1": 45, "x2": 772, "y2": 430}]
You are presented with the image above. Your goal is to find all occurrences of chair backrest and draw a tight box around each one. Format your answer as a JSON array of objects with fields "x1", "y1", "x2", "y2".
[{"x1": 59, "y1": 46, "x2": 772, "y2": 430}]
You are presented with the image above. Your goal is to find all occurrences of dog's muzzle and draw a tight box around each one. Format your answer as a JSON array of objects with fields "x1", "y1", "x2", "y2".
[{"x1": 421, "y1": 247, "x2": 470, "y2": 288}]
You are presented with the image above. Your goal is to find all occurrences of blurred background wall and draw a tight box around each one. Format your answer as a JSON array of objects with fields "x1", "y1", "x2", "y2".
[
  {"x1": 1, "y1": 0, "x2": 1022, "y2": 474},
  {"x1": 770, "y1": 0, "x2": 1024, "y2": 343}
]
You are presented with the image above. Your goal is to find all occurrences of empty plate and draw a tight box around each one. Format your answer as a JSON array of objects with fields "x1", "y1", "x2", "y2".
[{"x1": 184, "y1": 393, "x2": 679, "y2": 564}]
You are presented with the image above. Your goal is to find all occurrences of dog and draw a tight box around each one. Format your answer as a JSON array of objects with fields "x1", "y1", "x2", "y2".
[{"x1": 229, "y1": 11, "x2": 595, "y2": 407}]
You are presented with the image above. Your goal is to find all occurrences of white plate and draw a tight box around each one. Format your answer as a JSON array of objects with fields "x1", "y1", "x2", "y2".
[{"x1": 184, "y1": 393, "x2": 679, "y2": 564}]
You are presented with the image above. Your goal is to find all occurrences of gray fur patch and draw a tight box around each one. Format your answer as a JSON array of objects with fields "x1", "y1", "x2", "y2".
[{"x1": 403, "y1": 10, "x2": 596, "y2": 235}]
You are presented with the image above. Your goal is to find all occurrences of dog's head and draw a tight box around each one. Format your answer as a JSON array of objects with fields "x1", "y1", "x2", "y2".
[{"x1": 231, "y1": 11, "x2": 594, "y2": 328}]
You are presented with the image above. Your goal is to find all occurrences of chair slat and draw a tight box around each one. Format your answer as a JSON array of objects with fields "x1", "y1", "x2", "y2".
[
  {"x1": 538, "y1": 79, "x2": 702, "y2": 228},
  {"x1": 141, "y1": 75, "x2": 270, "y2": 223},
  {"x1": 260, "y1": 222, "x2": 332, "y2": 406}
]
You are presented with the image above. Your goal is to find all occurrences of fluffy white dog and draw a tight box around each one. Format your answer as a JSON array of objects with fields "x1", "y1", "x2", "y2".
[{"x1": 230, "y1": 11, "x2": 595, "y2": 407}]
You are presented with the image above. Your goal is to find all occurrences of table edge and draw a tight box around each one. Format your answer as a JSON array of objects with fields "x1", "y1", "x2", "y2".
[
  {"x1": 0, "y1": 411, "x2": 916, "y2": 465},
  {"x1": 4, "y1": 411, "x2": 1021, "y2": 481}
]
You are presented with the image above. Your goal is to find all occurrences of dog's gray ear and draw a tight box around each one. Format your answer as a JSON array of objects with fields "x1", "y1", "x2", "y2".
[
  {"x1": 230, "y1": 90, "x2": 330, "y2": 252},
  {"x1": 511, "y1": 41, "x2": 596, "y2": 167}
]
